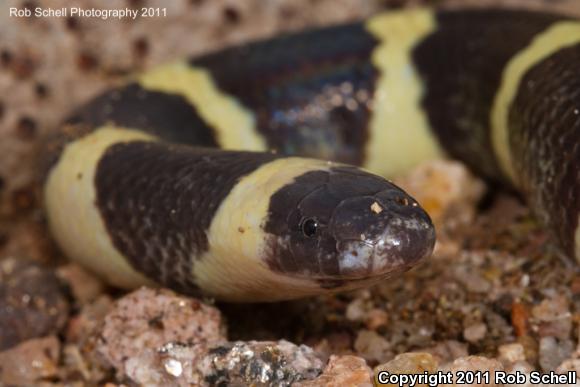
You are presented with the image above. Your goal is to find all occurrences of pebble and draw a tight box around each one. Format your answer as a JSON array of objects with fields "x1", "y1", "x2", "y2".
[
  {"x1": 354, "y1": 330, "x2": 392, "y2": 364},
  {"x1": 0, "y1": 219, "x2": 54, "y2": 263},
  {"x1": 66, "y1": 295, "x2": 113, "y2": 343},
  {"x1": 297, "y1": 355, "x2": 372, "y2": 387},
  {"x1": 62, "y1": 343, "x2": 93, "y2": 382},
  {"x1": 463, "y1": 322, "x2": 487, "y2": 343},
  {"x1": 538, "y1": 336, "x2": 574, "y2": 372},
  {"x1": 531, "y1": 295, "x2": 572, "y2": 339},
  {"x1": 557, "y1": 358, "x2": 580, "y2": 378},
  {"x1": 346, "y1": 298, "x2": 368, "y2": 322},
  {"x1": 124, "y1": 340, "x2": 325, "y2": 386},
  {"x1": 313, "y1": 331, "x2": 353, "y2": 359},
  {"x1": 374, "y1": 352, "x2": 438, "y2": 387},
  {"x1": 511, "y1": 301, "x2": 530, "y2": 337},
  {"x1": 0, "y1": 336, "x2": 60, "y2": 385},
  {"x1": 64, "y1": 296, "x2": 115, "y2": 383},
  {"x1": 365, "y1": 308, "x2": 389, "y2": 330},
  {"x1": 422, "y1": 340, "x2": 469, "y2": 364},
  {"x1": 394, "y1": 159, "x2": 485, "y2": 226},
  {"x1": 57, "y1": 263, "x2": 105, "y2": 305},
  {"x1": 0, "y1": 257, "x2": 70, "y2": 350},
  {"x1": 517, "y1": 335, "x2": 539, "y2": 367},
  {"x1": 96, "y1": 287, "x2": 225, "y2": 372},
  {"x1": 454, "y1": 265, "x2": 491, "y2": 293},
  {"x1": 123, "y1": 341, "x2": 209, "y2": 386},
  {"x1": 497, "y1": 343, "x2": 526, "y2": 365},
  {"x1": 201, "y1": 340, "x2": 324, "y2": 386}
]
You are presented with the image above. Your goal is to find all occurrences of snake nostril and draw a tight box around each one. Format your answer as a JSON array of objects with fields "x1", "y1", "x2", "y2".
[
  {"x1": 373, "y1": 189, "x2": 422, "y2": 213},
  {"x1": 380, "y1": 192, "x2": 413, "y2": 207},
  {"x1": 393, "y1": 196, "x2": 410, "y2": 206}
]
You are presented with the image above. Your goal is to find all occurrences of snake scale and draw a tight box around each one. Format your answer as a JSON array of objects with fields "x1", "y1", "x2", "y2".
[{"x1": 43, "y1": 8, "x2": 580, "y2": 302}]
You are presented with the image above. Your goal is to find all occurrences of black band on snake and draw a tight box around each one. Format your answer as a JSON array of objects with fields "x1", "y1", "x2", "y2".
[{"x1": 43, "y1": 8, "x2": 580, "y2": 302}]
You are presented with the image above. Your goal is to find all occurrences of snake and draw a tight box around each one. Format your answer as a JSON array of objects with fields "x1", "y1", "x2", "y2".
[{"x1": 43, "y1": 7, "x2": 580, "y2": 302}]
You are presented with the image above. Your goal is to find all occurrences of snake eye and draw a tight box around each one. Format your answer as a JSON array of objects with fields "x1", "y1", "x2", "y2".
[{"x1": 301, "y1": 218, "x2": 319, "y2": 237}]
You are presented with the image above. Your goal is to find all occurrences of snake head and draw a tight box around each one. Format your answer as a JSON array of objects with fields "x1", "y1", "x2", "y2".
[
  {"x1": 329, "y1": 188, "x2": 434, "y2": 279},
  {"x1": 263, "y1": 165, "x2": 435, "y2": 295}
]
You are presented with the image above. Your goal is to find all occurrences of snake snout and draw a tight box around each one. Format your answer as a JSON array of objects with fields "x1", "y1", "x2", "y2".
[{"x1": 331, "y1": 189, "x2": 435, "y2": 279}]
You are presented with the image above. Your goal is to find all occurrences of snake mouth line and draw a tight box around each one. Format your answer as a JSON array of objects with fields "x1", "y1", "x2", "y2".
[{"x1": 280, "y1": 238, "x2": 429, "y2": 282}]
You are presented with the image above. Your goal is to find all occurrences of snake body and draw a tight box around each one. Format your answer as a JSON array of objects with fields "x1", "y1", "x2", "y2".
[{"x1": 44, "y1": 8, "x2": 580, "y2": 302}]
